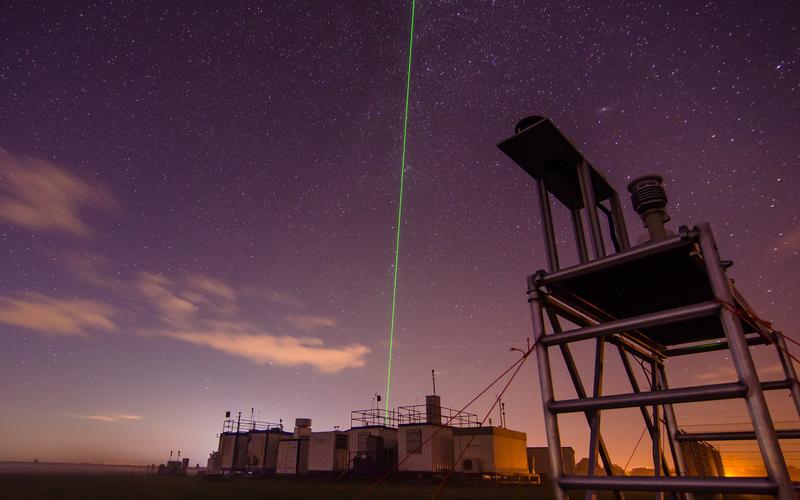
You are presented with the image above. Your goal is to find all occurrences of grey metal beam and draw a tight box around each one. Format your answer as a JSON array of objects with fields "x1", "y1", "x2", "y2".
[
  {"x1": 539, "y1": 302, "x2": 719, "y2": 347},
  {"x1": 665, "y1": 335, "x2": 769, "y2": 356},
  {"x1": 571, "y1": 208, "x2": 590, "y2": 263},
  {"x1": 549, "y1": 382, "x2": 746, "y2": 414},
  {"x1": 542, "y1": 293, "x2": 664, "y2": 357},
  {"x1": 761, "y1": 379, "x2": 792, "y2": 391},
  {"x1": 527, "y1": 280, "x2": 568, "y2": 500},
  {"x1": 545, "y1": 308, "x2": 624, "y2": 500},
  {"x1": 576, "y1": 159, "x2": 606, "y2": 259},
  {"x1": 537, "y1": 178, "x2": 560, "y2": 272},
  {"x1": 697, "y1": 222, "x2": 795, "y2": 499},
  {"x1": 534, "y1": 232, "x2": 695, "y2": 287},
  {"x1": 614, "y1": 343, "x2": 671, "y2": 475},
  {"x1": 558, "y1": 475, "x2": 776, "y2": 494},
  {"x1": 773, "y1": 332, "x2": 800, "y2": 416},
  {"x1": 676, "y1": 429, "x2": 800, "y2": 441},
  {"x1": 610, "y1": 192, "x2": 631, "y2": 251}
]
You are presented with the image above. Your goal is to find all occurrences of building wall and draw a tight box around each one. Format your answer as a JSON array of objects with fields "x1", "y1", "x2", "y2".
[
  {"x1": 349, "y1": 427, "x2": 397, "y2": 457},
  {"x1": 218, "y1": 433, "x2": 249, "y2": 471},
  {"x1": 453, "y1": 427, "x2": 528, "y2": 475},
  {"x1": 491, "y1": 433, "x2": 529, "y2": 475},
  {"x1": 453, "y1": 434, "x2": 493, "y2": 473},
  {"x1": 527, "y1": 446, "x2": 576, "y2": 479},
  {"x1": 680, "y1": 440, "x2": 725, "y2": 477},
  {"x1": 308, "y1": 431, "x2": 349, "y2": 472},
  {"x1": 398, "y1": 424, "x2": 454, "y2": 472},
  {"x1": 276, "y1": 439, "x2": 309, "y2": 475},
  {"x1": 246, "y1": 432, "x2": 267, "y2": 470}
]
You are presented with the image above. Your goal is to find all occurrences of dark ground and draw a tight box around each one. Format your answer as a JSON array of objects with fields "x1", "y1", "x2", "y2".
[{"x1": 0, "y1": 474, "x2": 771, "y2": 500}]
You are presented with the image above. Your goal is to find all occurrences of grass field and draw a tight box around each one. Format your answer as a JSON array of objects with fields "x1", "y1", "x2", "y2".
[{"x1": 0, "y1": 474, "x2": 769, "y2": 500}]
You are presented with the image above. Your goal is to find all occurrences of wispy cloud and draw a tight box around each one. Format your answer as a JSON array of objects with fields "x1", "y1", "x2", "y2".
[
  {"x1": 135, "y1": 273, "x2": 198, "y2": 326},
  {"x1": 186, "y1": 274, "x2": 236, "y2": 301},
  {"x1": 68, "y1": 413, "x2": 143, "y2": 423},
  {"x1": 0, "y1": 293, "x2": 116, "y2": 336},
  {"x1": 0, "y1": 149, "x2": 117, "y2": 235},
  {"x1": 46, "y1": 249, "x2": 125, "y2": 292},
  {"x1": 286, "y1": 314, "x2": 337, "y2": 331},
  {"x1": 136, "y1": 273, "x2": 369, "y2": 373},
  {"x1": 167, "y1": 326, "x2": 369, "y2": 374}
]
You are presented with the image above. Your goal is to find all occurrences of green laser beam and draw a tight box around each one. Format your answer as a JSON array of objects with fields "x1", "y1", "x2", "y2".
[{"x1": 385, "y1": 0, "x2": 416, "y2": 415}]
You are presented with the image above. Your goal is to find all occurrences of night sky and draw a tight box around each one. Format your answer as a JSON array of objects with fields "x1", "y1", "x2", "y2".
[{"x1": 1, "y1": 1, "x2": 798, "y2": 474}]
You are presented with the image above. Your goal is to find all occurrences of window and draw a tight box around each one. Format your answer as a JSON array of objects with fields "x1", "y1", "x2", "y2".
[
  {"x1": 336, "y1": 434, "x2": 348, "y2": 449},
  {"x1": 406, "y1": 429, "x2": 422, "y2": 454}
]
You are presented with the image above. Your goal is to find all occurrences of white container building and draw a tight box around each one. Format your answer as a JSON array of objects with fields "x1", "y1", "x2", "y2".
[
  {"x1": 275, "y1": 418, "x2": 312, "y2": 475},
  {"x1": 308, "y1": 430, "x2": 349, "y2": 472},
  {"x1": 397, "y1": 395, "x2": 477, "y2": 474},
  {"x1": 245, "y1": 428, "x2": 292, "y2": 473},
  {"x1": 218, "y1": 432, "x2": 249, "y2": 473},
  {"x1": 348, "y1": 408, "x2": 399, "y2": 473}
]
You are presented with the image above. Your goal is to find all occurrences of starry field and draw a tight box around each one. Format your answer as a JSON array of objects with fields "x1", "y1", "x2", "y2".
[{"x1": 0, "y1": 0, "x2": 798, "y2": 473}]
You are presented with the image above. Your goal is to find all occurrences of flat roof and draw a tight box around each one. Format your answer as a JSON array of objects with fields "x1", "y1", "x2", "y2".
[
  {"x1": 452, "y1": 426, "x2": 526, "y2": 441},
  {"x1": 497, "y1": 116, "x2": 615, "y2": 209}
]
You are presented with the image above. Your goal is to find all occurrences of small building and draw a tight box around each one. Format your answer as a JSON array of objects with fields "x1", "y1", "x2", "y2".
[
  {"x1": 158, "y1": 457, "x2": 190, "y2": 476},
  {"x1": 246, "y1": 428, "x2": 292, "y2": 474},
  {"x1": 275, "y1": 418, "x2": 312, "y2": 475},
  {"x1": 679, "y1": 437, "x2": 725, "y2": 477},
  {"x1": 216, "y1": 411, "x2": 286, "y2": 475},
  {"x1": 527, "y1": 446, "x2": 575, "y2": 481},
  {"x1": 219, "y1": 432, "x2": 249, "y2": 473},
  {"x1": 397, "y1": 395, "x2": 478, "y2": 474},
  {"x1": 348, "y1": 408, "x2": 399, "y2": 474},
  {"x1": 453, "y1": 426, "x2": 529, "y2": 476},
  {"x1": 206, "y1": 451, "x2": 221, "y2": 475},
  {"x1": 308, "y1": 430, "x2": 349, "y2": 473}
]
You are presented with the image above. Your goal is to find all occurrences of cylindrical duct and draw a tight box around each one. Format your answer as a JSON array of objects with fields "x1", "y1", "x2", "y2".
[{"x1": 627, "y1": 174, "x2": 670, "y2": 242}]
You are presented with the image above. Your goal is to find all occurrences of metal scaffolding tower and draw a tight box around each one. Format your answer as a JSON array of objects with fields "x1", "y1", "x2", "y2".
[{"x1": 497, "y1": 116, "x2": 800, "y2": 499}]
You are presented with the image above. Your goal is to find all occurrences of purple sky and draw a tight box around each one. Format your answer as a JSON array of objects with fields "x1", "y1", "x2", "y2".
[{"x1": 0, "y1": 1, "x2": 798, "y2": 472}]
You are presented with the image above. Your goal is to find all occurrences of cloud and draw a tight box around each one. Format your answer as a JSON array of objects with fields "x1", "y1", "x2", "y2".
[
  {"x1": 134, "y1": 273, "x2": 369, "y2": 373},
  {"x1": 70, "y1": 413, "x2": 143, "y2": 423},
  {"x1": 187, "y1": 274, "x2": 236, "y2": 301},
  {"x1": 135, "y1": 273, "x2": 198, "y2": 326},
  {"x1": 166, "y1": 327, "x2": 369, "y2": 374},
  {"x1": 0, "y1": 149, "x2": 117, "y2": 235},
  {"x1": 0, "y1": 293, "x2": 116, "y2": 336},
  {"x1": 46, "y1": 249, "x2": 125, "y2": 292},
  {"x1": 286, "y1": 314, "x2": 338, "y2": 331}
]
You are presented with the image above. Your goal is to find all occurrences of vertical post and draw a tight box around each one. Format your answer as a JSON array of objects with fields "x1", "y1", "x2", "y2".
[
  {"x1": 576, "y1": 160, "x2": 606, "y2": 259},
  {"x1": 571, "y1": 207, "x2": 590, "y2": 263},
  {"x1": 697, "y1": 223, "x2": 795, "y2": 499},
  {"x1": 586, "y1": 338, "x2": 605, "y2": 500},
  {"x1": 773, "y1": 333, "x2": 800, "y2": 416},
  {"x1": 652, "y1": 362, "x2": 664, "y2": 500},
  {"x1": 528, "y1": 275, "x2": 567, "y2": 500},
  {"x1": 658, "y1": 364, "x2": 694, "y2": 500},
  {"x1": 610, "y1": 192, "x2": 631, "y2": 251},
  {"x1": 537, "y1": 179, "x2": 560, "y2": 271}
]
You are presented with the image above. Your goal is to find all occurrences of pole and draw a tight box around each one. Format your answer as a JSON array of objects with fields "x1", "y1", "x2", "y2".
[
  {"x1": 528, "y1": 275, "x2": 568, "y2": 500},
  {"x1": 697, "y1": 223, "x2": 794, "y2": 499}
]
